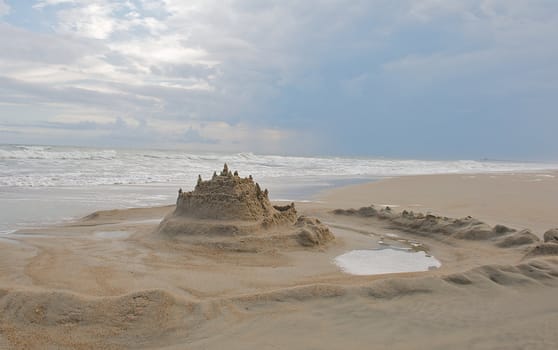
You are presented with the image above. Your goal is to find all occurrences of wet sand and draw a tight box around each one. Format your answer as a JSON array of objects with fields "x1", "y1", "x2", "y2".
[{"x1": 1, "y1": 172, "x2": 558, "y2": 349}]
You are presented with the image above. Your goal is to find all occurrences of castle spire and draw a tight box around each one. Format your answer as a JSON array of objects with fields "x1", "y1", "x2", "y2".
[{"x1": 222, "y1": 163, "x2": 229, "y2": 176}]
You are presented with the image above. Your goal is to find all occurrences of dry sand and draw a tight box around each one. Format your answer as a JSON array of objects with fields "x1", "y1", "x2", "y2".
[
  {"x1": 1, "y1": 172, "x2": 558, "y2": 349},
  {"x1": 320, "y1": 171, "x2": 558, "y2": 234}
]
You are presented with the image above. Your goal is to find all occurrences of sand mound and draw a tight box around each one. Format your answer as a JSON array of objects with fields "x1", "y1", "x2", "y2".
[
  {"x1": 496, "y1": 229, "x2": 540, "y2": 248},
  {"x1": 333, "y1": 205, "x2": 545, "y2": 248},
  {"x1": 525, "y1": 243, "x2": 558, "y2": 257},
  {"x1": 443, "y1": 259, "x2": 558, "y2": 287},
  {"x1": 543, "y1": 228, "x2": 558, "y2": 243},
  {"x1": 333, "y1": 205, "x2": 519, "y2": 241},
  {"x1": 157, "y1": 164, "x2": 334, "y2": 248},
  {"x1": 295, "y1": 216, "x2": 335, "y2": 247},
  {"x1": 0, "y1": 288, "x2": 185, "y2": 349}
]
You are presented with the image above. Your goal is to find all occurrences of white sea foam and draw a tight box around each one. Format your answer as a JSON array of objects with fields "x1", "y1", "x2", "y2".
[{"x1": 1, "y1": 144, "x2": 557, "y2": 188}]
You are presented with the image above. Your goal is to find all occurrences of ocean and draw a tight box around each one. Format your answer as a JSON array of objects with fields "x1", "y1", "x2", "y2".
[{"x1": 1, "y1": 144, "x2": 557, "y2": 234}]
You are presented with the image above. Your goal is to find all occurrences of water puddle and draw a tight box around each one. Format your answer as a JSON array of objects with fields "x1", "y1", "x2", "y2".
[
  {"x1": 334, "y1": 247, "x2": 441, "y2": 276},
  {"x1": 94, "y1": 231, "x2": 131, "y2": 239}
]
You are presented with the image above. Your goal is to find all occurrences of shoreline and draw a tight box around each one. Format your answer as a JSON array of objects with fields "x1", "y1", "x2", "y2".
[
  {"x1": 3, "y1": 142, "x2": 558, "y2": 236},
  {"x1": 6, "y1": 169, "x2": 557, "y2": 236},
  {"x1": 0, "y1": 176, "x2": 374, "y2": 235}
]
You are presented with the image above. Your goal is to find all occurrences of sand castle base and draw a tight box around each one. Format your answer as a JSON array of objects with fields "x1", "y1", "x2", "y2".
[{"x1": 157, "y1": 164, "x2": 334, "y2": 248}]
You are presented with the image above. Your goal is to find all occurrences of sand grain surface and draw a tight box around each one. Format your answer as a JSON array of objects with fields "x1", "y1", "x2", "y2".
[{"x1": 1, "y1": 172, "x2": 558, "y2": 349}]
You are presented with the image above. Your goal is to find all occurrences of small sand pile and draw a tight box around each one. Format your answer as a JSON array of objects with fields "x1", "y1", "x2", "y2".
[
  {"x1": 157, "y1": 164, "x2": 334, "y2": 248},
  {"x1": 525, "y1": 228, "x2": 558, "y2": 257},
  {"x1": 525, "y1": 243, "x2": 558, "y2": 257},
  {"x1": 543, "y1": 228, "x2": 558, "y2": 243},
  {"x1": 496, "y1": 229, "x2": 540, "y2": 248}
]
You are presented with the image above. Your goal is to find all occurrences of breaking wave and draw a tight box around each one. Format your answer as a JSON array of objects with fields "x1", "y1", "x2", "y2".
[{"x1": 1, "y1": 144, "x2": 558, "y2": 188}]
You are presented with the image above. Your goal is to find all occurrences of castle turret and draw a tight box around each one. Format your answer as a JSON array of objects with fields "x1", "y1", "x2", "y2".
[{"x1": 221, "y1": 163, "x2": 229, "y2": 176}]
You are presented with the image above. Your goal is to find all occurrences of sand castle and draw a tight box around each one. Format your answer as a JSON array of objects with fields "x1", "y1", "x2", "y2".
[
  {"x1": 157, "y1": 164, "x2": 334, "y2": 247},
  {"x1": 174, "y1": 163, "x2": 296, "y2": 225}
]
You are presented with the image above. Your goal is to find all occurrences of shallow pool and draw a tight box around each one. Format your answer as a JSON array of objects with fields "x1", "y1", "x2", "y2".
[{"x1": 334, "y1": 247, "x2": 441, "y2": 276}]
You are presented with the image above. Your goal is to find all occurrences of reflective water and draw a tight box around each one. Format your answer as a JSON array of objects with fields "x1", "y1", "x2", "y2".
[{"x1": 334, "y1": 247, "x2": 441, "y2": 276}]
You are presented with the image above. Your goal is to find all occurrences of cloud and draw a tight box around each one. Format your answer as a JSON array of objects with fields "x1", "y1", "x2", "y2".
[
  {"x1": 108, "y1": 35, "x2": 217, "y2": 67},
  {"x1": 0, "y1": 1, "x2": 557, "y2": 158},
  {"x1": 33, "y1": 0, "x2": 76, "y2": 10},
  {"x1": 57, "y1": 3, "x2": 118, "y2": 39},
  {"x1": 405, "y1": 0, "x2": 471, "y2": 22},
  {"x1": 0, "y1": 0, "x2": 9, "y2": 17},
  {"x1": 381, "y1": 1, "x2": 558, "y2": 94},
  {"x1": 0, "y1": 115, "x2": 302, "y2": 154},
  {"x1": 182, "y1": 127, "x2": 217, "y2": 144}
]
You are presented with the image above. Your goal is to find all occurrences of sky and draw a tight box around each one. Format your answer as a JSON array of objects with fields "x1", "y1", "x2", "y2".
[{"x1": 0, "y1": 0, "x2": 557, "y2": 159}]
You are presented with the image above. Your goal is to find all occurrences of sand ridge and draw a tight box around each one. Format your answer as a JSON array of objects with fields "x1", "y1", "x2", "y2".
[
  {"x1": 333, "y1": 205, "x2": 540, "y2": 249},
  {"x1": 319, "y1": 171, "x2": 558, "y2": 233}
]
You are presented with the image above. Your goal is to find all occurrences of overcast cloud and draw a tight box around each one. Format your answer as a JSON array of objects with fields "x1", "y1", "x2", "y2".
[{"x1": 0, "y1": 1, "x2": 557, "y2": 158}]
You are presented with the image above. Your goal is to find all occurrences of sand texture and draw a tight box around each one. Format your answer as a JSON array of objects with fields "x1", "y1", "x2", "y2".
[
  {"x1": 1, "y1": 171, "x2": 558, "y2": 349},
  {"x1": 320, "y1": 171, "x2": 558, "y2": 233}
]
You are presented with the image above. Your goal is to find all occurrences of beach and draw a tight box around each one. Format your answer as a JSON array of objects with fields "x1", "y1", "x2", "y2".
[
  {"x1": 320, "y1": 171, "x2": 558, "y2": 234},
  {"x1": 1, "y1": 169, "x2": 557, "y2": 349},
  {"x1": 3, "y1": 1, "x2": 558, "y2": 348}
]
